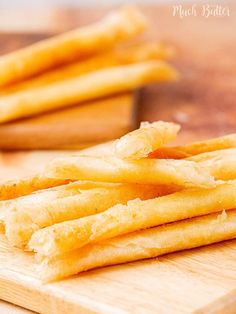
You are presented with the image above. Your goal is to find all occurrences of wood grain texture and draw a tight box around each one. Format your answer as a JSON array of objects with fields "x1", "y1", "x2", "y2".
[
  {"x1": 138, "y1": 4, "x2": 236, "y2": 143},
  {"x1": 0, "y1": 300, "x2": 35, "y2": 314},
  {"x1": 0, "y1": 3, "x2": 236, "y2": 313}
]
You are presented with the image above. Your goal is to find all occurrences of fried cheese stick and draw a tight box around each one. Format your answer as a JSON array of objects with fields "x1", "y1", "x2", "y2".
[
  {"x1": 115, "y1": 121, "x2": 180, "y2": 159},
  {"x1": 1, "y1": 42, "x2": 174, "y2": 95},
  {"x1": 5, "y1": 182, "x2": 176, "y2": 248},
  {"x1": 149, "y1": 134, "x2": 236, "y2": 159},
  {"x1": 0, "y1": 181, "x2": 104, "y2": 233},
  {"x1": 174, "y1": 134, "x2": 236, "y2": 156},
  {"x1": 0, "y1": 6, "x2": 146, "y2": 87},
  {"x1": 46, "y1": 155, "x2": 214, "y2": 188},
  {"x1": 39, "y1": 209, "x2": 236, "y2": 282},
  {"x1": 187, "y1": 148, "x2": 236, "y2": 180},
  {"x1": 28, "y1": 181, "x2": 236, "y2": 257},
  {"x1": 0, "y1": 61, "x2": 177, "y2": 123},
  {"x1": 0, "y1": 174, "x2": 69, "y2": 201}
]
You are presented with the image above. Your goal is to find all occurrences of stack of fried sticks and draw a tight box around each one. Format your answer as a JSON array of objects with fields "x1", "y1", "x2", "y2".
[
  {"x1": 0, "y1": 6, "x2": 177, "y2": 124},
  {"x1": 1, "y1": 121, "x2": 236, "y2": 281}
]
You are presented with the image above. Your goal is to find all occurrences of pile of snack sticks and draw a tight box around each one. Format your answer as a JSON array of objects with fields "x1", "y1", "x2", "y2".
[
  {"x1": 1, "y1": 121, "x2": 236, "y2": 281},
  {"x1": 0, "y1": 6, "x2": 177, "y2": 123}
]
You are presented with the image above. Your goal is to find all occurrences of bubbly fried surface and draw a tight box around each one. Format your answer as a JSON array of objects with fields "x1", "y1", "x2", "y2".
[
  {"x1": 40, "y1": 209, "x2": 236, "y2": 282},
  {"x1": 115, "y1": 121, "x2": 180, "y2": 159},
  {"x1": 28, "y1": 181, "x2": 236, "y2": 257},
  {"x1": 46, "y1": 155, "x2": 214, "y2": 188}
]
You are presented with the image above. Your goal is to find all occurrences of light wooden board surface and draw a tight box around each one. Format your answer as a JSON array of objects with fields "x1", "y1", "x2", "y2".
[
  {"x1": 1, "y1": 234, "x2": 236, "y2": 314},
  {"x1": 0, "y1": 143, "x2": 236, "y2": 314},
  {"x1": 0, "y1": 300, "x2": 35, "y2": 314}
]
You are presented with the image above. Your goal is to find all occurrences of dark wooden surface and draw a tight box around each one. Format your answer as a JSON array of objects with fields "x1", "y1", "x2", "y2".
[
  {"x1": 140, "y1": 4, "x2": 236, "y2": 143},
  {"x1": 0, "y1": 4, "x2": 235, "y2": 145}
]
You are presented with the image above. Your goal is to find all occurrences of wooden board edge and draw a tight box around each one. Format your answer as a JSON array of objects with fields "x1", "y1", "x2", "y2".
[
  {"x1": 0, "y1": 272, "x2": 99, "y2": 314},
  {"x1": 195, "y1": 289, "x2": 236, "y2": 314}
]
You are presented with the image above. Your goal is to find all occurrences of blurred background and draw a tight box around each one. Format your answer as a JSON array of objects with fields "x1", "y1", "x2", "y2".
[
  {"x1": 0, "y1": 0, "x2": 194, "y2": 8},
  {"x1": 0, "y1": 0, "x2": 235, "y2": 151}
]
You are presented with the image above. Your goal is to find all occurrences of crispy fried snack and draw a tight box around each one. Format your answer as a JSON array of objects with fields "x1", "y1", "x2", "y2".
[
  {"x1": 0, "y1": 61, "x2": 177, "y2": 123},
  {"x1": 0, "y1": 6, "x2": 146, "y2": 87},
  {"x1": 28, "y1": 181, "x2": 236, "y2": 257},
  {"x1": 148, "y1": 147, "x2": 190, "y2": 159},
  {"x1": 1, "y1": 42, "x2": 174, "y2": 95},
  {"x1": 115, "y1": 121, "x2": 180, "y2": 159},
  {"x1": 174, "y1": 134, "x2": 236, "y2": 156},
  {"x1": 187, "y1": 147, "x2": 236, "y2": 163},
  {"x1": 5, "y1": 182, "x2": 176, "y2": 248},
  {"x1": 0, "y1": 181, "x2": 104, "y2": 233},
  {"x1": 0, "y1": 174, "x2": 69, "y2": 201},
  {"x1": 46, "y1": 155, "x2": 214, "y2": 188},
  {"x1": 39, "y1": 209, "x2": 236, "y2": 282},
  {"x1": 149, "y1": 134, "x2": 236, "y2": 159},
  {"x1": 188, "y1": 148, "x2": 236, "y2": 180}
]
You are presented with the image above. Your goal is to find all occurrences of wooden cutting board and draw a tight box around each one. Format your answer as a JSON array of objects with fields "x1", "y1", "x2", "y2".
[{"x1": 1, "y1": 235, "x2": 236, "y2": 314}]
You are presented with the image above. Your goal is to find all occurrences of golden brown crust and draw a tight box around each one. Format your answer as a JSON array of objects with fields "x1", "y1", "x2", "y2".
[
  {"x1": 0, "y1": 174, "x2": 69, "y2": 201},
  {"x1": 5, "y1": 182, "x2": 175, "y2": 248},
  {"x1": 0, "y1": 6, "x2": 146, "y2": 87},
  {"x1": 175, "y1": 134, "x2": 236, "y2": 156},
  {"x1": 115, "y1": 121, "x2": 180, "y2": 159},
  {"x1": 187, "y1": 148, "x2": 236, "y2": 180},
  {"x1": 46, "y1": 155, "x2": 214, "y2": 188},
  {"x1": 39, "y1": 209, "x2": 236, "y2": 282},
  {"x1": 28, "y1": 181, "x2": 236, "y2": 257},
  {"x1": 0, "y1": 61, "x2": 177, "y2": 123},
  {"x1": 0, "y1": 42, "x2": 174, "y2": 96}
]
